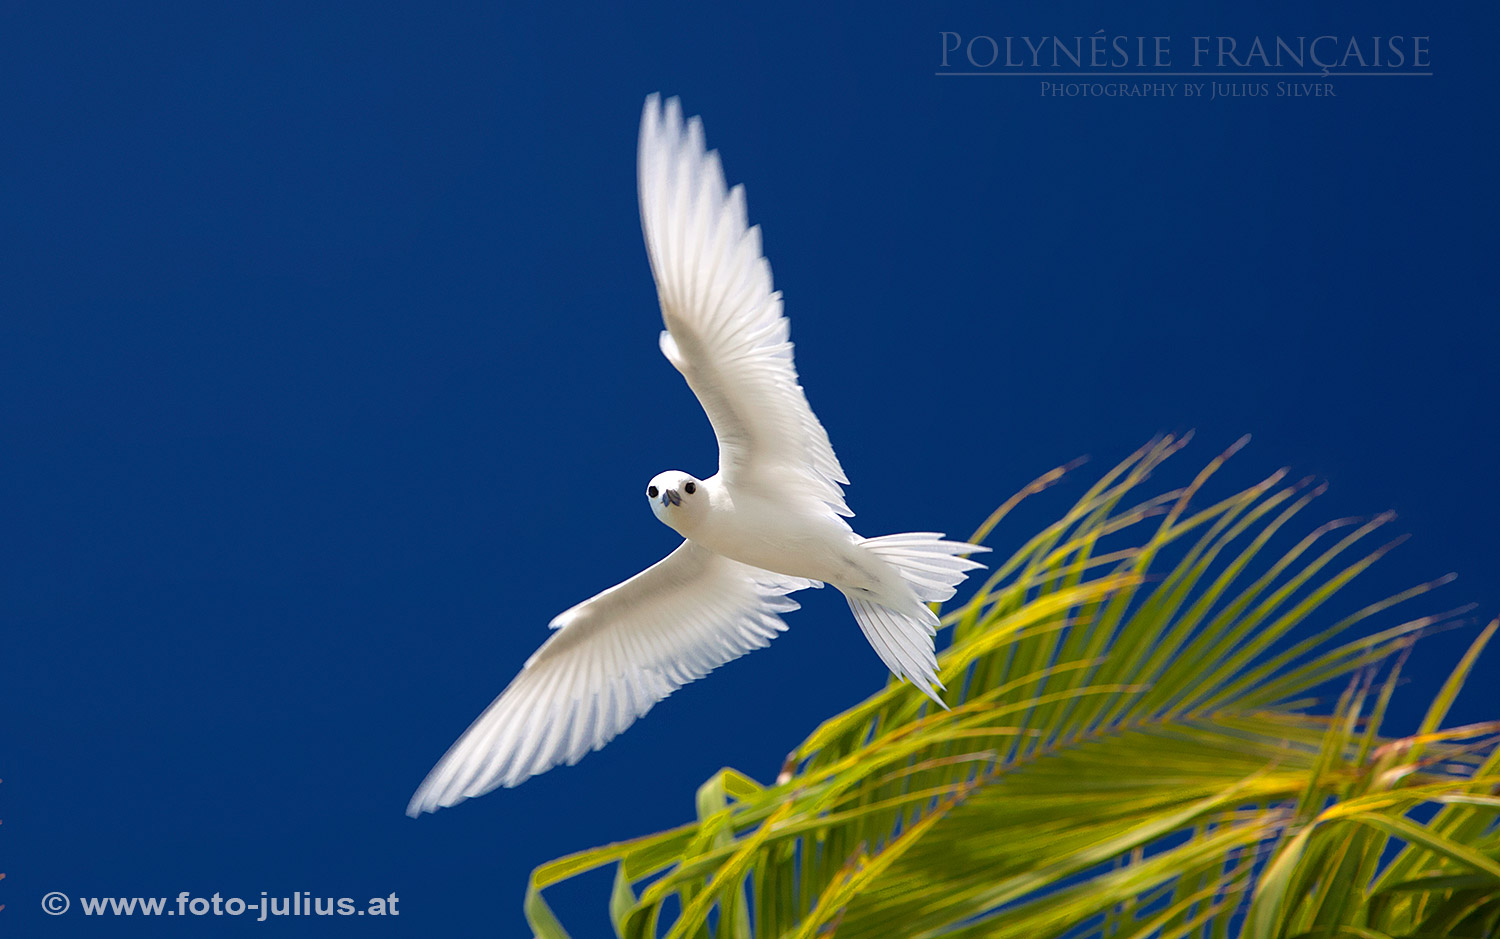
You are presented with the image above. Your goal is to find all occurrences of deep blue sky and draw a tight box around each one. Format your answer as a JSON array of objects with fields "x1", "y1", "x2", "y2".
[{"x1": 3, "y1": 2, "x2": 1494, "y2": 936}]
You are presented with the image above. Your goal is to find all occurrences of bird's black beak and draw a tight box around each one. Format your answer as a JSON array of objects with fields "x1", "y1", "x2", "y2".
[{"x1": 661, "y1": 488, "x2": 681, "y2": 507}]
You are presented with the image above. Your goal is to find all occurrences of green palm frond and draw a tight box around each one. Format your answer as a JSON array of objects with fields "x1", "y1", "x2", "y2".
[{"x1": 525, "y1": 436, "x2": 1500, "y2": 939}]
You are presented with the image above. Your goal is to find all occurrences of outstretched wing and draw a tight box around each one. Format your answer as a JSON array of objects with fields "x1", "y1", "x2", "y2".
[
  {"x1": 406, "y1": 541, "x2": 817, "y2": 815},
  {"x1": 638, "y1": 94, "x2": 851, "y2": 518}
]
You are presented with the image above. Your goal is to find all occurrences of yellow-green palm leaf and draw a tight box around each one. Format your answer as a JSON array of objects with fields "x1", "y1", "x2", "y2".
[{"x1": 526, "y1": 436, "x2": 1500, "y2": 939}]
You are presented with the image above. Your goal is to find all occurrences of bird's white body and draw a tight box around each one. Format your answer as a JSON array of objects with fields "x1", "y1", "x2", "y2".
[
  {"x1": 654, "y1": 474, "x2": 838, "y2": 580},
  {"x1": 651, "y1": 471, "x2": 898, "y2": 599},
  {"x1": 407, "y1": 96, "x2": 986, "y2": 816}
]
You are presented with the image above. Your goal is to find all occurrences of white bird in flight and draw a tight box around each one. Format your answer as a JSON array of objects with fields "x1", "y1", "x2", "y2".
[{"x1": 406, "y1": 95, "x2": 987, "y2": 816}]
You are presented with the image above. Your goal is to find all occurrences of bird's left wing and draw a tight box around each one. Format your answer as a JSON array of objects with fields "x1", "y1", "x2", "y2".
[
  {"x1": 406, "y1": 541, "x2": 816, "y2": 815},
  {"x1": 638, "y1": 95, "x2": 851, "y2": 517}
]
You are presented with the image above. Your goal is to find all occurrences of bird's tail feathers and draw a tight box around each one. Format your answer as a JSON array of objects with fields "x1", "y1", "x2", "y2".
[
  {"x1": 843, "y1": 533, "x2": 989, "y2": 709},
  {"x1": 860, "y1": 532, "x2": 990, "y2": 604}
]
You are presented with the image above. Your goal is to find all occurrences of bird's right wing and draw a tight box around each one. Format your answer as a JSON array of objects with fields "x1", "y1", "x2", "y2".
[{"x1": 406, "y1": 541, "x2": 817, "y2": 815}]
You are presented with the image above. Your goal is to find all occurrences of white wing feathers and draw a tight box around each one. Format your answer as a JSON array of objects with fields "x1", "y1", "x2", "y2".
[
  {"x1": 406, "y1": 541, "x2": 817, "y2": 815},
  {"x1": 638, "y1": 94, "x2": 851, "y2": 518}
]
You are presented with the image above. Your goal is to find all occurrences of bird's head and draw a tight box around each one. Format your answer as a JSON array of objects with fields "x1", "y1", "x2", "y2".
[{"x1": 646, "y1": 471, "x2": 706, "y2": 531}]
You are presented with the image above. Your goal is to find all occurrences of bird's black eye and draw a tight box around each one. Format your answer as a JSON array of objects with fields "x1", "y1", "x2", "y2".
[
  {"x1": 647, "y1": 486, "x2": 659, "y2": 499},
  {"x1": 683, "y1": 481, "x2": 697, "y2": 495}
]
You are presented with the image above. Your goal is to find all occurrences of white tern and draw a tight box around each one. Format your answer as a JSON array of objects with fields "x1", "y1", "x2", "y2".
[{"x1": 406, "y1": 95, "x2": 987, "y2": 816}]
